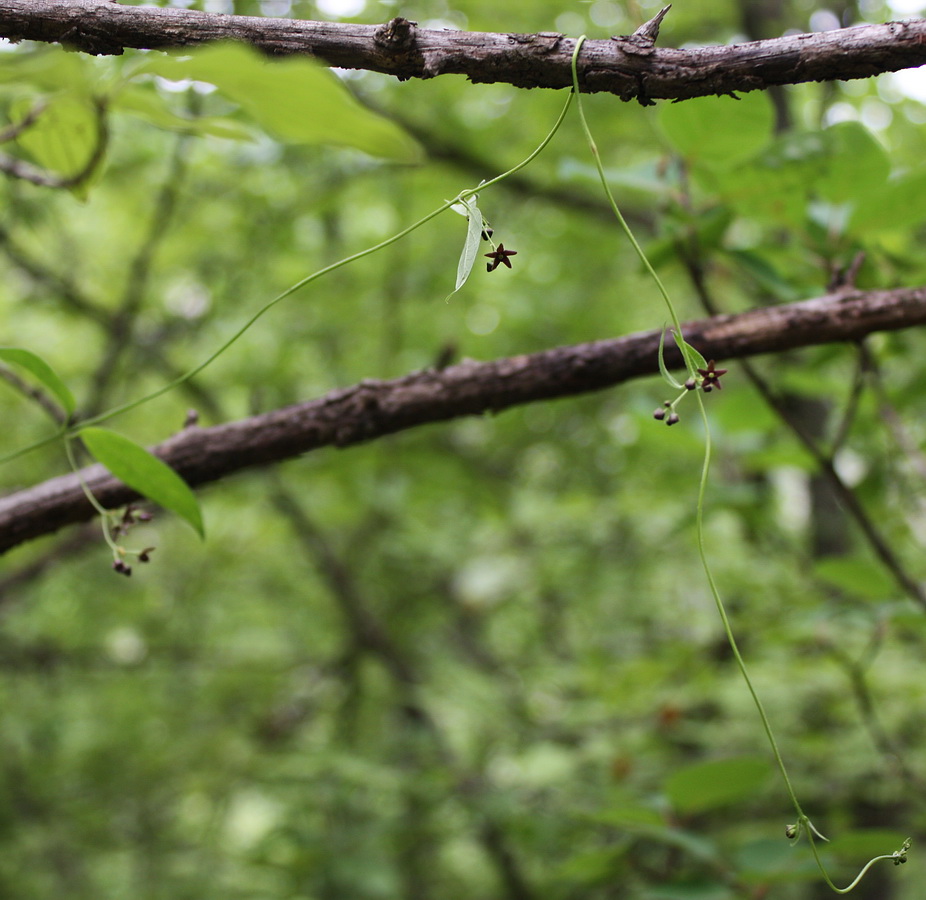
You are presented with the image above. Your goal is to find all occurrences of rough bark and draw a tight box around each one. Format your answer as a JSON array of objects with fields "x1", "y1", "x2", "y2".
[
  {"x1": 2, "y1": 285, "x2": 925, "y2": 554},
  {"x1": 0, "y1": 1, "x2": 924, "y2": 101}
]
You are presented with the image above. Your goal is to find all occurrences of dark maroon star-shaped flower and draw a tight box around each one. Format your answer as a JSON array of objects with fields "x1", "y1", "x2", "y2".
[
  {"x1": 697, "y1": 360, "x2": 728, "y2": 392},
  {"x1": 485, "y1": 243, "x2": 517, "y2": 272}
]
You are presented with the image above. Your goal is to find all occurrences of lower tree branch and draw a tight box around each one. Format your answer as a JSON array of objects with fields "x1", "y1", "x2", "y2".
[{"x1": 2, "y1": 285, "x2": 926, "y2": 554}]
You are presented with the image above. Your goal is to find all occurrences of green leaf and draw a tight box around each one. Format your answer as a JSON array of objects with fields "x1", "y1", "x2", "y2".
[
  {"x1": 658, "y1": 326, "x2": 683, "y2": 389},
  {"x1": 724, "y1": 248, "x2": 801, "y2": 301},
  {"x1": 0, "y1": 346, "x2": 75, "y2": 416},
  {"x1": 113, "y1": 84, "x2": 254, "y2": 141},
  {"x1": 594, "y1": 805, "x2": 666, "y2": 828},
  {"x1": 813, "y1": 557, "x2": 895, "y2": 600},
  {"x1": 13, "y1": 94, "x2": 101, "y2": 182},
  {"x1": 658, "y1": 92, "x2": 774, "y2": 166},
  {"x1": 850, "y1": 167, "x2": 926, "y2": 233},
  {"x1": 80, "y1": 427, "x2": 204, "y2": 538},
  {"x1": 0, "y1": 46, "x2": 95, "y2": 94},
  {"x1": 674, "y1": 334, "x2": 707, "y2": 374},
  {"x1": 137, "y1": 43, "x2": 422, "y2": 163},
  {"x1": 447, "y1": 194, "x2": 484, "y2": 300},
  {"x1": 733, "y1": 838, "x2": 819, "y2": 883},
  {"x1": 619, "y1": 823, "x2": 723, "y2": 866},
  {"x1": 815, "y1": 122, "x2": 889, "y2": 205},
  {"x1": 665, "y1": 757, "x2": 771, "y2": 815}
]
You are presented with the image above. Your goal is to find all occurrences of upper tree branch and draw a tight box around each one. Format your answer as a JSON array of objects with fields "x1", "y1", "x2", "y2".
[
  {"x1": 2, "y1": 285, "x2": 926, "y2": 555},
  {"x1": 0, "y1": 1, "x2": 925, "y2": 100}
]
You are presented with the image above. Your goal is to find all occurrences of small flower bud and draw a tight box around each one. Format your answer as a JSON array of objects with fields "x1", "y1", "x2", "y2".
[
  {"x1": 685, "y1": 378, "x2": 697, "y2": 391},
  {"x1": 785, "y1": 824, "x2": 797, "y2": 840},
  {"x1": 702, "y1": 384, "x2": 713, "y2": 393},
  {"x1": 666, "y1": 412, "x2": 680, "y2": 426},
  {"x1": 653, "y1": 408, "x2": 666, "y2": 421}
]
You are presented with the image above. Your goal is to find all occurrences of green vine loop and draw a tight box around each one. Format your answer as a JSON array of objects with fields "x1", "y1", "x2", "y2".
[{"x1": 570, "y1": 32, "x2": 909, "y2": 893}]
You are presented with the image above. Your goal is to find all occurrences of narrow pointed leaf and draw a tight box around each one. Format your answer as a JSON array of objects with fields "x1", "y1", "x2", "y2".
[
  {"x1": 658, "y1": 327, "x2": 683, "y2": 389},
  {"x1": 0, "y1": 347, "x2": 75, "y2": 416},
  {"x1": 447, "y1": 194, "x2": 483, "y2": 300},
  {"x1": 674, "y1": 333, "x2": 708, "y2": 374},
  {"x1": 80, "y1": 427, "x2": 204, "y2": 538}
]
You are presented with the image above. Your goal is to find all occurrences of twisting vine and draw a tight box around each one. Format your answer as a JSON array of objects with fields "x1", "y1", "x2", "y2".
[{"x1": 569, "y1": 33, "x2": 909, "y2": 892}]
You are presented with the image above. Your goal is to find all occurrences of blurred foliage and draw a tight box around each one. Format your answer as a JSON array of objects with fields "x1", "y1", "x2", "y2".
[{"x1": 1, "y1": 1, "x2": 926, "y2": 898}]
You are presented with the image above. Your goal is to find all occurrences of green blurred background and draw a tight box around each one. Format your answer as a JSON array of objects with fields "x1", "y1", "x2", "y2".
[{"x1": 1, "y1": 0, "x2": 926, "y2": 897}]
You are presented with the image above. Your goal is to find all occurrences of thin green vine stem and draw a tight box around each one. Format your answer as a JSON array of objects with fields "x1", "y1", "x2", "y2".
[
  {"x1": 64, "y1": 433, "x2": 120, "y2": 554},
  {"x1": 0, "y1": 88, "x2": 576, "y2": 468},
  {"x1": 691, "y1": 389, "x2": 805, "y2": 816},
  {"x1": 569, "y1": 37, "x2": 690, "y2": 373},
  {"x1": 570, "y1": 33, "x2": 908, "y2": 892}
]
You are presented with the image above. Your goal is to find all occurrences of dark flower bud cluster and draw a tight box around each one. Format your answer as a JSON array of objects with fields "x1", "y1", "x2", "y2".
[
  {"x1": 108, "y1": 505, "x2": 156, "y2": 577},
  {"x1": 111, "y1": 504, "x2": 153, "y2": 539},
  {"x1": 652, "y1": 401, "x2": 680, "y2": 426},
  {"x1": 654, "y1": 359, "x2": 729, "y2": 426}
]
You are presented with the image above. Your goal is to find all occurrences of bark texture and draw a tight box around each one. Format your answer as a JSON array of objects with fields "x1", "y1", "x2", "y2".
[
  {"x1": 0, "y1": 1, "x2": 924, "y2": 100},
  {"x1": 2, "y1": 285, "x2": 925, "y2": 554}
]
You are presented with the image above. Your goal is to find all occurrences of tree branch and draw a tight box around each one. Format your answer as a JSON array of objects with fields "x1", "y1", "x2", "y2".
[
  {"x1": 2, "y1": 285, "x2": 926, "y2": 554},
  {"x1": 0, "y1": 1, "x2": 924, "y2": 100}
]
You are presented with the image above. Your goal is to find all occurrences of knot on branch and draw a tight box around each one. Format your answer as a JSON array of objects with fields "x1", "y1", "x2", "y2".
[{"x1": 374, "y1": 17, "x2": 418, "y2": 52}]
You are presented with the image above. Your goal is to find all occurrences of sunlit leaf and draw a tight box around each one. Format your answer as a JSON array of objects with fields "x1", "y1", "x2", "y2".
[
  {"x1": 137, "y1": 43, "x2": 422, "y2": 163},
  {"x1": 113, "y1": 84, "x2": 254, "y2": 140},
  {"x1": 0, "y1": 346, "x2": 75, "y2": 416},
  {"x1": 80, "y1": 427, "x2": 204, "y2": 538},
  {"x1": 0, "y1": 46, "x2": 94, "y2": 93},
  {"x1": 658, "y1": 92, "x2": 774, "y2": 166},
  {"x1": 13, "y1": 94, "x2": 100, "y2": 181},
  {"x1": 815, "y1": 121, "x2": 889, "y2": 204},
  {"x1": 850, "y1": 168, "x2": 926, "y2": 233}
]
